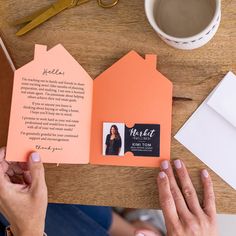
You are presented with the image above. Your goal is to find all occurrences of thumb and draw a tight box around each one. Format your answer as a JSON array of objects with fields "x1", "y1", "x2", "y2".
[
  {"x1": 135, "y1": 230, "x2": 160, "y2": 236},
  {"x1": 28, "y1": 152, "x2": 46, "y2": 191}
]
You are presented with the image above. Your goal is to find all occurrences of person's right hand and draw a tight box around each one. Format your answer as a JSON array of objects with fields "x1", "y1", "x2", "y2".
[
  {"x1": 158, "y1": 159, "x2": 218, "y2": 236},
  {"x1": 135, "y1": 160, "x2": 218, "y2": 236},
  {"x1": 0, "y1": 147, "x2": 48, "y2": 236}
]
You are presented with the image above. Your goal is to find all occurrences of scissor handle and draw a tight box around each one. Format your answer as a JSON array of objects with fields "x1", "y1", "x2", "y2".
[
  {"x1": 74, "y1": 0, "x2": 118, "y2": 8},
  {"x1": 97, "y1": 0, "x2": 119, "y2": 8},
  {"x1": 71, "y1": 0, "x2": 90, "y2": 7}
]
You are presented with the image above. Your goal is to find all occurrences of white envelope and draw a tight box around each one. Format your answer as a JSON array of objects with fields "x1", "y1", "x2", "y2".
[{"x1": 175, "y1": 71, "x2": 236, "y2": 190}]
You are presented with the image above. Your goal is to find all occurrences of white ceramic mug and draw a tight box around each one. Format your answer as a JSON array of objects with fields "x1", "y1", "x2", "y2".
[{"x1": 145, "y1": 0, "x2": 221, "y2": 50}]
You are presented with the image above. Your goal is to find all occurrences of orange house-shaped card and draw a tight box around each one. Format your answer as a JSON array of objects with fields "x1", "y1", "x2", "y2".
[{"x1": 6, "y1": 44, "x2": 172, "y2": 167}]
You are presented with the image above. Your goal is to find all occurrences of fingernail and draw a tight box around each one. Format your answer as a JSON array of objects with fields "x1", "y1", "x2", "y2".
[
  {"x1": 174, "y1": 159, "x2": 182, "y2": 169},
  {"x1": 161, "y1": 160, "x2": 168, "y2": 170},
  {"x1": 135, "y1": 233, "x2": 145, "y2": 236},
  {"x1": 202, "y1": 169, "x2": 209, "y2": 178},
  {"x1": 159, "y1": 171, "x2": 166, "y2": 179},
  {"x1": 135, "y1": 231, "x2": 158, "y2": 236},
  {"x1": 31, "y1": 152, "x2": 40, "y2": 162}
]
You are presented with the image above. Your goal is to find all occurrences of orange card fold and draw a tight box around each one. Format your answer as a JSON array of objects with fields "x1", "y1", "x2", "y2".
[
  {"x1": 5, "y1": 44, "x2": 172, "y2": 167},
  {"x1": 90, "y1": 51, "x2": 172, "y2": 167}
]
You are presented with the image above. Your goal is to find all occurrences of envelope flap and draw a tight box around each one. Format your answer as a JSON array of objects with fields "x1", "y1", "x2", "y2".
[{"x1": 207, "y1": 72, "x2": 236, "y2": 127}]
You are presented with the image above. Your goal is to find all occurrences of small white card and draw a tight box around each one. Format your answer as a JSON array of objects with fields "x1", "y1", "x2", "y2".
[{"x1": 175, "y1": 71, "x2": 236, "y2": 190}]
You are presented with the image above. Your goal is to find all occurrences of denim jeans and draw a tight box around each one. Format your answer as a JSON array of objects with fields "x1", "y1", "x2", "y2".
[{"x1": 0, "y1": 204, "x2": 112, "y2": 236}]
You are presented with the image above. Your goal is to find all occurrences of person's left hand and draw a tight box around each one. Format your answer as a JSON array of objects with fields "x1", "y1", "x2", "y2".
[
  {"x1": 0, "y1": 146, "x2": 48, "y2": 236},
  {"x1": 0, "y1": 147, "x2": 29, "y2": 185}
]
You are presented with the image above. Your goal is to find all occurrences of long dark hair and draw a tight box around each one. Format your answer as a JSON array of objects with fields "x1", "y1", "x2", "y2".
[{"x1": 110, "y1": 125, "x2": 121, "y2": 139}]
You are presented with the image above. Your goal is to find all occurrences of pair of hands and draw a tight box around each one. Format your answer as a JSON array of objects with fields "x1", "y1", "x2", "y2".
[{"x1": 0, "y1": 146, "x2": 217, "y2": 236}]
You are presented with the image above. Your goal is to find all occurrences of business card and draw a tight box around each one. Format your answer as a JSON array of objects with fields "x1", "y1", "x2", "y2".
[{"x1": 103, "y1": 122, "x2": 160, "y2": 157}]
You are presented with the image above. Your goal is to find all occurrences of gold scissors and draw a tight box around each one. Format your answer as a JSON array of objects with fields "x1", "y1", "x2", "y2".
[{"x1": 14, "y1": 0, "x2": 119, "y2": 36}]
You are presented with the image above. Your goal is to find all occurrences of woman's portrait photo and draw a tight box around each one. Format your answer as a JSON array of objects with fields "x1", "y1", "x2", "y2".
[{"x1": 103, "y1": 123, "x2": 125, "y2": 156}]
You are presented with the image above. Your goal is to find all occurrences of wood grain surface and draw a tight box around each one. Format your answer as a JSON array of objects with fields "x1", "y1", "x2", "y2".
[{"x1": 0, "y1": 0, "x2": 235, "y2": 213}]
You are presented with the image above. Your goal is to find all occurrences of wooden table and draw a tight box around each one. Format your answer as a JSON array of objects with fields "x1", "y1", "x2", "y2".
[{"x1": 0, "y1": 0, "x2": 235, "y2": 214}]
